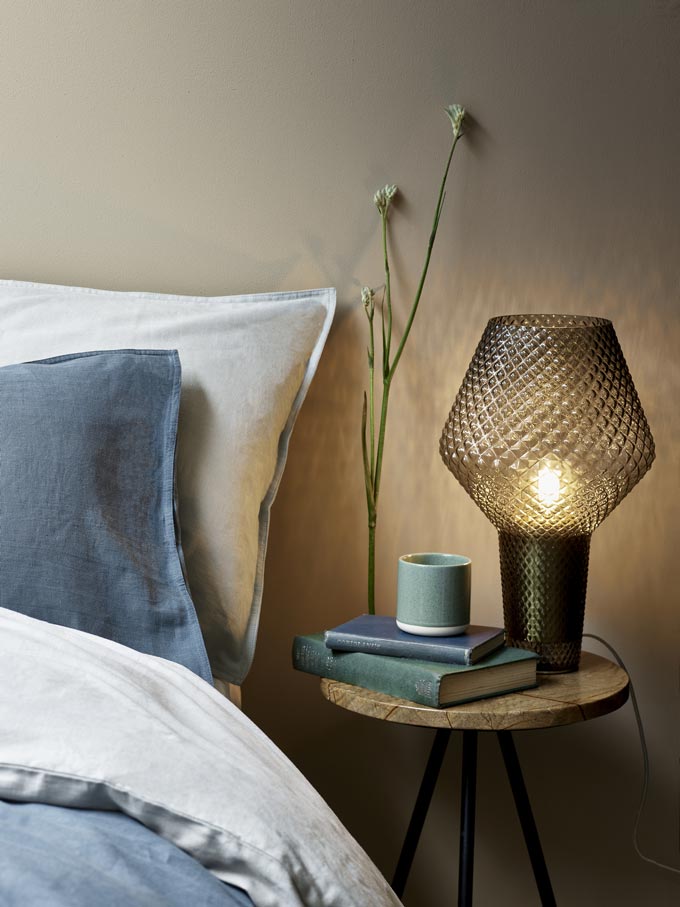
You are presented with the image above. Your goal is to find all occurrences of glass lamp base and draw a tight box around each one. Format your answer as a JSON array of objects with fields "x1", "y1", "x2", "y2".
[{"x1": 498, "y1": 532, "x2": 591, "y2": 673}]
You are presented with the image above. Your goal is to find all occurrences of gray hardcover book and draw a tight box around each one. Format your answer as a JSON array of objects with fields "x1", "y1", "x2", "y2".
[{"x1": 324, "y1": 615, "x2": 504, "y2": 665}]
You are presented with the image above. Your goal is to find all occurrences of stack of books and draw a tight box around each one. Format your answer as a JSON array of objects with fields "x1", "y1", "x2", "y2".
[{"x1": 292, "y1": 615, "x2": 538, "y2": 708}]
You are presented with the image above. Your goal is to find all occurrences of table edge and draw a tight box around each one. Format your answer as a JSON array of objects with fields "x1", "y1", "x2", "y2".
[{"x1": 319, "y1": 652, "x2": 630, "y2": 731}]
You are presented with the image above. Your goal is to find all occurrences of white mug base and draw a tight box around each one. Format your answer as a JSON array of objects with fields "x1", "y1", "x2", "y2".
[{"x1": 396, "y1": 619, "x2": 469, "y2": 637}]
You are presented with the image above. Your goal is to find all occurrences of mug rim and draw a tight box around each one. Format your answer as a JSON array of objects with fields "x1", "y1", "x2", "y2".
[{"x1": 399, "y1": 552, "x2": 471, "y2": 568}]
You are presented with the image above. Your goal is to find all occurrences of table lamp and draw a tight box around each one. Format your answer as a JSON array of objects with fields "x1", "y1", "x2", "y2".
[{"x1": 439, "y1": 314, "x2": 655, "y2": 673}]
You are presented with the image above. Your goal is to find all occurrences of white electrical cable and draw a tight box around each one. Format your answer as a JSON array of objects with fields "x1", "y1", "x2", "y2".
[{"x1": 582, "y1": 633, "x2": 680, "y2": 876}]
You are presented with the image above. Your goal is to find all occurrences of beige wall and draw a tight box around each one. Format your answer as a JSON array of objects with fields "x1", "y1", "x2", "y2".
[{"x1": 2, "y1": 2, "x2": 679, "y2": 903}]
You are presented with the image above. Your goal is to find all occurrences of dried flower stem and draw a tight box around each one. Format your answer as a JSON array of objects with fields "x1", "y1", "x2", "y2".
[{"x1": 363, "y1": 107, "x2": 465, "y2": 614}]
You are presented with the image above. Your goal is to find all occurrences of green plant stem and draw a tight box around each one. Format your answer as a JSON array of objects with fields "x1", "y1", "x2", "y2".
[
  {"x1": 388, "y1": 133, "x2": 460, "y2": 380},
  {"x1": 367, "y1": 323, "x2": 375, "y2": 483},
  {"x1": 367, "y1": 382, "x2": 390, "y2": 615},
  {"x1": 364, "y1": 126, "x2": 464, "y2": 615},
  {"x1": 367, "y1": 213, "x2": 393, "y2": 614},
  {"x1": 367, "y1": 519, "x2": 376, "y2": 615},
  {"x1": 373, "y1": 379, "x2": 391, "y2": 504},
  {"x1": 382, "y1": 212, "x2": 393, "y2": 375}
]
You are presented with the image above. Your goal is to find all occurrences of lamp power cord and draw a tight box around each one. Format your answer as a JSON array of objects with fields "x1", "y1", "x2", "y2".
[{"x1": 582, "y1": 633, "x2": 680, "y2": 877}]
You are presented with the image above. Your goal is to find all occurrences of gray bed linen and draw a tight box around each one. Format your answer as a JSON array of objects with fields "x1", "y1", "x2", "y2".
[{"x1": 0, "y1": 799, "x2": 254, "y2": 907}]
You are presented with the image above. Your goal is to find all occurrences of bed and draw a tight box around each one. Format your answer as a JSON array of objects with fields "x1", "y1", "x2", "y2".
[{"x1": 0, "y1": 281, "x2": 401, "y2": 907}]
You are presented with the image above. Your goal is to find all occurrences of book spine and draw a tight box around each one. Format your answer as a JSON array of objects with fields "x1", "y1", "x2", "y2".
[
  {"x1": 293, "y1": 635, "x2": 442, "y2": 707},
  {"x1": 324, "y1": 631, "x2": 470, "y2": 665}
]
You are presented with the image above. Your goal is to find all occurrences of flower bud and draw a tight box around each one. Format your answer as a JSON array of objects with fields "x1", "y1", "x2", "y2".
[
  {"x1": 373, "y1": 184, "x2": 398, "y2": 215},
  {"x1": 445, "y1": 104, "x2": 466, "y2": 137},
  {"x1": 361, "y1": 286, "x2": 375, "y2": 319}
]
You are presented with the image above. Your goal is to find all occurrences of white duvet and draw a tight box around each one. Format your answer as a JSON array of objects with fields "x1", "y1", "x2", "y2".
[{"x1": 0, "y1": 609, "x2": 401, "y2": 907}]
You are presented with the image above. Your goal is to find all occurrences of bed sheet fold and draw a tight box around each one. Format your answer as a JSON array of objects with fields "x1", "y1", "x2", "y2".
[{"x1": 0, "y1": 608, "x2": 401, "y2": 907}]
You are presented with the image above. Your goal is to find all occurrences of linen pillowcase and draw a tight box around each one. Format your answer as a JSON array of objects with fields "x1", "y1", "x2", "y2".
[
  {"x1": 0, "y1": 280, "x2": 334, "y2": 684},
  {"x1": 0, "y1": 349, "x2": 212, "y2": 682}
]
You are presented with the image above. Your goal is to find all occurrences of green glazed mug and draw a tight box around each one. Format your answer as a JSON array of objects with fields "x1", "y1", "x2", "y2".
[{"x1": 396, "y1": 552, "x2": 471, "y2": 636}]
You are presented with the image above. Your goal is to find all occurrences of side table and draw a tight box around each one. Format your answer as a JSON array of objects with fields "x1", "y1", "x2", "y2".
[{"x1": 320, "y1": 651, "x2": 629, "y2": 906}]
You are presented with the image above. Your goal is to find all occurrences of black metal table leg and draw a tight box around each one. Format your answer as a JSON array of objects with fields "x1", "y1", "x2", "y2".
[
  {"x1": 392, "y1": 728, "x2": 450, "y2": 897},
  {"x1": 497, "y1": 731, "x2": 556, "y2": 907},
  {"x1": 458, "y1": 730, "x2": 478, "y2": 907}
]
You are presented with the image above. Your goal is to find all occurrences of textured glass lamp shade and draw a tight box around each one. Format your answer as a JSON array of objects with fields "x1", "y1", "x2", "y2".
[{"x1": 440, "y1": 314, "x2": 655, "y2": 672}]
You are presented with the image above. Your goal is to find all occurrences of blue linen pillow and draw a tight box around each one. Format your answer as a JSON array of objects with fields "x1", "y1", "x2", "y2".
[{"x1": 0, "y1": 349, "x2": 211, "y2": 682}]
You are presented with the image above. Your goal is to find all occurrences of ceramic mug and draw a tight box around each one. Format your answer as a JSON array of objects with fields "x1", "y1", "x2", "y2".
[{"x1": 396, "y1": 553, "x2": 471, "y2": 636}]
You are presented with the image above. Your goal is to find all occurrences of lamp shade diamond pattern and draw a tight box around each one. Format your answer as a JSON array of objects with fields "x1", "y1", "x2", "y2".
[
  {"x1": 440, "y1": 314, "x2": 655, "y2": 539},
  {"x1": 439, "y1": 314, "x2": 655, "y2": 672}
]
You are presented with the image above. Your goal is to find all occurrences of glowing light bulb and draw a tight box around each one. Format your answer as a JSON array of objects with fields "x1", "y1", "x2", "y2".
[{"x1": 537, "y1": 465, "x2": 561, "y2": 506}]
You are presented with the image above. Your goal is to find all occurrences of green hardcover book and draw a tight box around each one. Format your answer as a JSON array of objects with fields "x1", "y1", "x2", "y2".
[{"x1": 293, "y1": 633, "x2": 538, "y2": 708}]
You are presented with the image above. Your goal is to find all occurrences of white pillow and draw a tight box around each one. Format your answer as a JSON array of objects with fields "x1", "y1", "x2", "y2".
[{"x1": 0, "y1": 280, "x2": 335, "y2": 684}]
